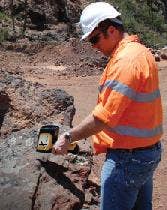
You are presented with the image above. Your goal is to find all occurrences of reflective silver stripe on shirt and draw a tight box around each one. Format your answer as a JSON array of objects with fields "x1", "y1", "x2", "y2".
[
  {"x1": 98, "y1": 80, "x2": 161, "y2": 102},
  {"x1": 109, "y1": 124, "x2": 163, "y2": 138}
]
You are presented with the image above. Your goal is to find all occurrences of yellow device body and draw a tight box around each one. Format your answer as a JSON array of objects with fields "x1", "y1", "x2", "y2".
[
  {"x1": 36, "y1": 125, "x2": 79, "y2": 154},
  {"x1": 37, "y1": 133, "x2": 77, "y2": 152},
  {"x1": 37, "y1": 133, "x2": 53, "y2": 152}
]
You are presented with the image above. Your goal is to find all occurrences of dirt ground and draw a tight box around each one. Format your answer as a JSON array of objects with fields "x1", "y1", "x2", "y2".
[{"x1": 1, "y1": 42, "x2": 167, "y2": 209}]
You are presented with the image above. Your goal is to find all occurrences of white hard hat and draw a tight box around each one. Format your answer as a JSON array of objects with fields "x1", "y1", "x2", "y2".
[{"x1": 79, "y1": 2, "x2": 121, "y2": 40}]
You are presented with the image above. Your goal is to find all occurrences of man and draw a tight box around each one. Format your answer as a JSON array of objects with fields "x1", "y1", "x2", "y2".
[{"x1": 52, "y1": 2, "x2": 163, "y2": 210}]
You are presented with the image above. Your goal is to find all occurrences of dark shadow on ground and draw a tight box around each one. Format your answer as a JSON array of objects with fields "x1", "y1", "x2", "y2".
[
  {"x1": 38, "y1": 159, "x2": 85, "y2": 209},
  {"x1": 0, "y1": 91, "x2": 11, "y2": 130}
]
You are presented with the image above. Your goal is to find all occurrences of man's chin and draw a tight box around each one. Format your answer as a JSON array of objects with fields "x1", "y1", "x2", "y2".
[
  {"x1": 103, "y1": 51, "x2": 111, "y2": 57},
  {"x1": 95, "y1": 49, "x2": 110, "y2": 57}
]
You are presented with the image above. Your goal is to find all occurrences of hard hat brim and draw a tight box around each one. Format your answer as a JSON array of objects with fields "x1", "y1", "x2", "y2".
[{"x1": 81, "y1": 16, "x2": 122, "y2": 40}]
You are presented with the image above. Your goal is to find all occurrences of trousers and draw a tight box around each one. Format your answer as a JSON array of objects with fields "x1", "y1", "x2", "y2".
[{"x1": 100, "y1": 142, "x2": 161, "y2": 210}]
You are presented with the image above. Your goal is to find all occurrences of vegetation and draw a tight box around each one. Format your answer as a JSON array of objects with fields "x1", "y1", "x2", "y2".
[
  {"x1": 0, "y1": 11, "x2": 10, "y2": 22},
  {"x1": 0, "y1": 29, "x2": 9, "y2": 43},
  {"x1": 0, "y1": 12, "x2": 10, "y2": 43},
  {"x1": 109, "y1": 0, "x2": 167, "y2": 48}
]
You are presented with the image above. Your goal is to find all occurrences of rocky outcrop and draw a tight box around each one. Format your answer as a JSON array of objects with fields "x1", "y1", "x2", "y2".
[
  {"x1": 0, "y1": 0, "x2": 82, "y2": 42},
  {"x1": 0, "y1": 68, "x2": 75, "y2": 137},
  {"x1": 0, "y1": 126, "x2": 99, "y2": 210},
  {"x1": 0, "y1": 68, "x2": 100, "y2": 209},
  {"x1": 0, "y1": 0, "x2": 81, "y2": 25}
]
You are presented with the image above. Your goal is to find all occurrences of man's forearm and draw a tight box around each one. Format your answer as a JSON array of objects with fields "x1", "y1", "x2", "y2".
[{"x1": 69, "y1": 114, "x2": 106, "y2": 142}]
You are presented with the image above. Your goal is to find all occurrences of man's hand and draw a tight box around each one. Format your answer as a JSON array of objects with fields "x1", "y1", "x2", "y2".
[
  {"x1": 52, "y1": 134, "x2": 69, "y2": 155},
  {"x1": 52, "y1": 114, "x2": 105, "y2": 155}
]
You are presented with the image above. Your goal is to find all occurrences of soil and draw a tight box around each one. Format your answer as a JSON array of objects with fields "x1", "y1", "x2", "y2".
[{"x1": 0, "y1": 41, "x2": 167, "y2": 209}]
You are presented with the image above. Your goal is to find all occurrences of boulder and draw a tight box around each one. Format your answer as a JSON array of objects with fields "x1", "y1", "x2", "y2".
[
  {"x1": 0, "y1": 127, "x2": 96, "y2": 210},
  {"x1": 0, "y1": 68, "x2": 75, "y2": 138},
  {"x1": 160, "y1": 47, "x2": 167, "y2": 60},
  {"x1": 154, "y1": 53, "x2": 161, "y2": 62},
  {"x1": 0, "y1": 67, "x2": 100, "y2": 210}
]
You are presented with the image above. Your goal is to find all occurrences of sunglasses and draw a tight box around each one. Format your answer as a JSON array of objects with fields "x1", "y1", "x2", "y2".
[{"x1": 88, "y1": 33, "x2": 101, "y2": 45}]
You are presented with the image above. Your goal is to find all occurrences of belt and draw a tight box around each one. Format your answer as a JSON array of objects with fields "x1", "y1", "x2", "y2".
[{"x1": 107, "y1": 142, "x2": 160, "y2": 153}]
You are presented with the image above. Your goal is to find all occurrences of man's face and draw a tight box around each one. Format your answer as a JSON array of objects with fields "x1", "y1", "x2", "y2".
[{"x1": 87, "y1": 26, "x2": 117, "y2": 56}]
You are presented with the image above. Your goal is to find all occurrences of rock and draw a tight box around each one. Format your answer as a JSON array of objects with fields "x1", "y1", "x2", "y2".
[
  {"x1": 0, "y1": 0, "x2": 82, "y2": 42},
  {"x1": 0, "y1": 63, "x2": 100, "y2": 209},
  {"x1": 0, "y1": 127, "x2": 96, "y2": 210},
  {"x1": 160, "y1": 47, "x2": 167, "y2": 60},
  {"x1": 0, "y1": 91, "x2": 11, "y2": 129},
  {"x1": 149, "y1": 48, "x2": 155, "y2": 54},
  {"x1": 155, "y1": 53, "x2": 161, "y2": 62},
  {"x1": 0, "y1": 68, "x2": 76, "y2": 138},
  {"x1": 63, "y1": 105, "x2": 76, "y2": 127}
]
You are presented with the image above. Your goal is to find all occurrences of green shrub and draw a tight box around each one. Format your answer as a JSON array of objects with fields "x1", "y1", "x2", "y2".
[
  {"x1": 0, "y1": 12, "x2": 10, "y2": 42},
  {"x1": 0, "y1": 12, "x2": 10, "y2": 22},
  {"x1": 107, "y1": 0, "x2": 167, "y2": 48},
  {"x1": 0, "y1": 29, "x2": 9, "y2": 43}
]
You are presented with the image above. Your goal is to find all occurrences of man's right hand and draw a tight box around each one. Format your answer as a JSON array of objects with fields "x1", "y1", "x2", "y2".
[{"x1": 52, "y1": 133, "x2": 69, "y2": 155}]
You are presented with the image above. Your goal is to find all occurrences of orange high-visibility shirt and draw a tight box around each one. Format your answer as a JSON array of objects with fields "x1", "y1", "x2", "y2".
[{"x1": 92, "y1": 35, "x2": 163, "y2": 154}]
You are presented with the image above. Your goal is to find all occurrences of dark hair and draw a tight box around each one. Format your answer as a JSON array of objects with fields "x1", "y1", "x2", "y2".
[{"x1": 98, "y1": 17, "x2": 125, "y2": 35}]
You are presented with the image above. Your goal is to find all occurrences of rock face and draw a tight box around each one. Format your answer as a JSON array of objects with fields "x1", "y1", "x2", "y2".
[
  {"x1": 0, "y1": 0, "x2": 81, "y2": 24},
  {"x1": 0, "y1": 0, "x2": 82, "y2": 41},
  {"x1": 0, "y1": 127, "x2": 98, "y2": 210},
  {"x1": 0, "y1": 68, "x2": 75, "y2": 137},
  {"x1": 0, "y1": 68, "x2": 100, "y2": 210}
]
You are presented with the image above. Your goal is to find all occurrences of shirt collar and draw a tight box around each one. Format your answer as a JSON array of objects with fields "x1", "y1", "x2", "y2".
[{"x1": 111, "y1": 35, "x2": 140, "y2": 58}]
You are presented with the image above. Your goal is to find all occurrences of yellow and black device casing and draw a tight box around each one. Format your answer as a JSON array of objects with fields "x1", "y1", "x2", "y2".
[
  {"x1": 36, "y1": 125, "x2": 79, "y2": 154},
  {"x1": 36, "y1": 125, "x2": 59, "y2": 153}
]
